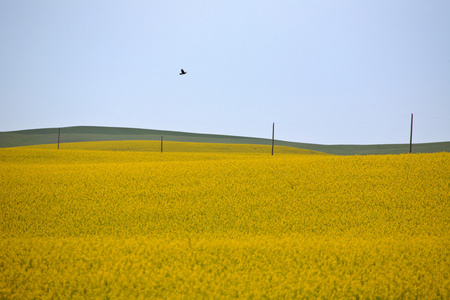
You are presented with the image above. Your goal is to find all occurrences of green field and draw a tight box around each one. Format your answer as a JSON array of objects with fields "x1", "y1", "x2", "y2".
[{"x1": 1, "y1": 126, "x2": 449, "y2": 155}]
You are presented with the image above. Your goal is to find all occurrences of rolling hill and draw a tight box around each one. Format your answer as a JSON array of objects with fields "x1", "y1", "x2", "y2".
[{"x1": 1, "y1": 126, "x2": 449, "y2": 155}]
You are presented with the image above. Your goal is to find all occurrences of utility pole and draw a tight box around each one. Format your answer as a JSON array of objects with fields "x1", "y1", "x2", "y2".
[
  {"x1": 271, "y1": 122, "x2": 275, "y2": 156},
  {"x1": 161, "y1": 136, "x2": 163, "y2": 153},
  {"x1": 57, "y1": 128, "x2": 60, "y2": 150},
  {"x1": 409, "y1": 113, "x2": 413, "y2": 153}
]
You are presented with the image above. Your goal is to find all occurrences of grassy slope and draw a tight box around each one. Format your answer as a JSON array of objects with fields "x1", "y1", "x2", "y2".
[{"x1": 1, "y1": 126, "x2": 449, "y2": 155}]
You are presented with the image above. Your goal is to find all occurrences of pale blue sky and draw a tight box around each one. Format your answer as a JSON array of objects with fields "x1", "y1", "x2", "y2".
[{"x1": 1, "y1": 1, "x2": 449, "y2": 144}]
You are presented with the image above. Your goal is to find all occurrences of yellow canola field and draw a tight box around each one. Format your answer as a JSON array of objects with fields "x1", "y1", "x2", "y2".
[
  {"x1": 22, "y1": 139, "x2": 325, "y2": 154},
  {"x1": 0, "y1": 147, "x2": 449, "y2": 298}
]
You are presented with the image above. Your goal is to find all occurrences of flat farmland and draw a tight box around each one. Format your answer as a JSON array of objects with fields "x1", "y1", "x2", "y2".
[{"x1": 0, "y1": 144, "x2": 449, "y2": 298}]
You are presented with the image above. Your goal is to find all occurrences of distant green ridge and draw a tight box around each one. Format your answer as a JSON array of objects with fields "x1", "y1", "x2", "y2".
[{"x1": 1, "y1": 126, "x2": 449, "y2": 155}]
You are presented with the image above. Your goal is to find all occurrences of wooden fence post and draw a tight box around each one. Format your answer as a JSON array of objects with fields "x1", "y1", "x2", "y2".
[
  {"x1": 271, "y1": 122, "x2": 275, "y2": 156},
  {"x1": 409, "y1": 113, "x2": 413, "y2": 153}
]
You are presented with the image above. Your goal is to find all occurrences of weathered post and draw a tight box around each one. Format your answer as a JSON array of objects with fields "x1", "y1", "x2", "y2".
[
  {"x1": 161, "y1": 136, "x2": 163, "y2": 153},
  {"x1": 57, "y1": 128, "x2": 60, "y2": 150},
  {"x1": 409, "y1": 113, "x2": 413, "y2": 153},
  {"x1": 271, "y1": 122, "x2": 275, "y2": 156}
]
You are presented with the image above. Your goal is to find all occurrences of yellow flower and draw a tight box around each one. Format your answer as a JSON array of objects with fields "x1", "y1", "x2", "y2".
[{"x1": 0, "y1": 146, "x2": 449, "y2": 298}]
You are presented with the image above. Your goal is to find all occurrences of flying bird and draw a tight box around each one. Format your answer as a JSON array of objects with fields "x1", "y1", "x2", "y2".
[{"x1": 179, "y1": 69, "x2": 187, "y2": 75}]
